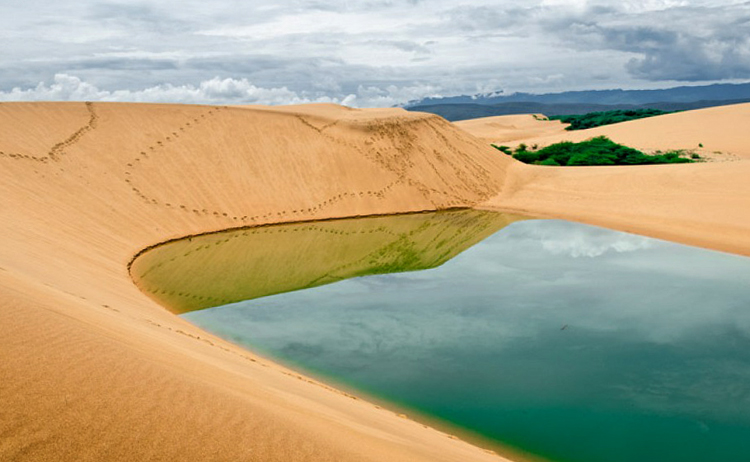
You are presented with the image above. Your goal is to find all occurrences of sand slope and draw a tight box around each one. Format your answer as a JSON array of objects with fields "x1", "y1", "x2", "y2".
[
  {"x1": 454, "y1": 114, "x2": 568, "y2": 145},
  {"x1": 0, "y1": 102, "x2": 513, "y2": 462},
  {"x1": 483, "y1": 103, "x2": 750, "y2": 160},
  {"x1": 465, "y1": 103, "x2": 750, "y2": 257}
]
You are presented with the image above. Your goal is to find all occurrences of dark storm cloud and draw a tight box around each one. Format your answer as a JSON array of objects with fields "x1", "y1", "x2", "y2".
[
  {"x1": 546, "y1": 2, "x2": 750, "y2": 82},
  {"x1": 626, "y1": 32, "x2": 750, "y2": 81}
]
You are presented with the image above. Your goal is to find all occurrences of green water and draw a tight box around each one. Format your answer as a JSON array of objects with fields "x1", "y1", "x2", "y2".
[
  {"x1": 132, "y1": 210, "x2": 520, "y2": 313},
  {"x1": 135, "y1": 212, "x2": 750, "y2": 462}
]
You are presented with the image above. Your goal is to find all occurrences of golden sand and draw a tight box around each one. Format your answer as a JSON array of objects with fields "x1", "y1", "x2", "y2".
[
  {"x1": 0, "y1": 102, "x2": 513, "y2": 462},
  {"x1": 462, "y1": 104, "x2": 750, "y2": 257},
  {"x1": 1, "y1": 100, "x2": 749, "y2": 461},
  {"x1": 454, "y1": 114, "x2": 568, "y2": 145}
]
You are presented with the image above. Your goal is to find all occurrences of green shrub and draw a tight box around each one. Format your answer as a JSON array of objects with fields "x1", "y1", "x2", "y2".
[
  {"x1": 549, "y1": 109, "x2": 674, "y2": 131},
  {"x1": 507, "y1": 136, "x2": 698, "y2": 166},
  {"x1": 491, "y1": 144, "x2": 513, "y2": 155},
  {"x1": 513, "y1": 149, "x2": 542, "y2": 164}
]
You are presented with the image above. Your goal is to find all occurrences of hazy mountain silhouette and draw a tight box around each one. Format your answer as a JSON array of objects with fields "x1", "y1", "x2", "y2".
[
  {"x1": 405, "y1": 82, "x2": 750, "y2": 121},
  {"x1": 408, "y1": 99, "x2": 750, "y2": 121}
]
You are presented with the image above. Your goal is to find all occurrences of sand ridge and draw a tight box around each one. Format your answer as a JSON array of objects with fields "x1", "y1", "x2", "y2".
[
  {"x1": 454, "y1": 114, "x2": 569, "y2": 145},
  {"x1": 0, "y1": 101, "x2": 514, "y2": 462}
]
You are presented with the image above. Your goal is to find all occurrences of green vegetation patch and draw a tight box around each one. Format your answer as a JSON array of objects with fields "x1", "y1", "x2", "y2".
[
  {"x1": 550, "y1": 109, "x2": 674, "y2": 131},
  {"x1": 493, "y1": 136, "x2": 699, "y2": 166}
]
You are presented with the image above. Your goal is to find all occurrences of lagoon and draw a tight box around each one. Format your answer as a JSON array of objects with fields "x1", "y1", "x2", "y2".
[{"x1": 133, "y1": 211, "x2": 750, "y2": 462}]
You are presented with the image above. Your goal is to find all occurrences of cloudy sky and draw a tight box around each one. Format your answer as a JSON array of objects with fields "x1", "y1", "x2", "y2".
[{"x1": 1, "y1": 0, "x2": 749, "y2": 106}]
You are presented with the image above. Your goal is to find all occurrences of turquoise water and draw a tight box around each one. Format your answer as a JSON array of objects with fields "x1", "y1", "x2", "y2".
[{"x1": 184, "y1": 218, "x2": 750, "y2": 462}]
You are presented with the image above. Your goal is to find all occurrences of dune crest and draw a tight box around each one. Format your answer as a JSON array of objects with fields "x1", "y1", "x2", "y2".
[{"x1": 454, "y1": 114, "x2": 568, "y2": 145}]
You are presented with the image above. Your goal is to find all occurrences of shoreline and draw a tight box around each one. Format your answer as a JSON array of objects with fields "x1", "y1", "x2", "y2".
[
  {"x1": 155, "y1": 203, "x2": 749, "y2": 462},
  {"x1": 480, "y1": 202, "x2": 750, "y2": 258},
  {"x1": 126, "y1": 207, "x2": 474, "y2": 276},
  {"x1": 479, "y1": 161, "x2": 750, "y2": 258},
  {"x1": 194, "y1": 319, "x2": 552, "y2": 462}
]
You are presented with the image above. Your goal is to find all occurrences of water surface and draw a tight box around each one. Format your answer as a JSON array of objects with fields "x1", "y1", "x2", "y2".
[
  {"x1": 132, "y1": 210, "x2": 520, "y2": 313},
  {"x1": 134, "y1": 211, "x2": 750, "y2": 462}
]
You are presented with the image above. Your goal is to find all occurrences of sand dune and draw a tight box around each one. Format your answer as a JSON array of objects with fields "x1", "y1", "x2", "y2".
[
  {"x1": 0, "y1": 102, "x2": 512, "y2": 462},
  {"x1": 2, "y1": 100, "x2": 749, "y2": 462},
  {"x1": 454, "y1": 114, "x2": 568, "y2": 145},
  {"x1": 481, "y1": 103, "x2": 750, "y2": 160},
  {"x1": 461, "y1": 103, "x2": 750, "y2": 257}
]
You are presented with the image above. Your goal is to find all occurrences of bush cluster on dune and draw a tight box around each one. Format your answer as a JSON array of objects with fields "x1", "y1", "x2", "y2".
[
  {"x1": 493, "y1": 136, "x2": 699, "y2": 166},
  {"x1": 549, "y1": 109, "x2": 674, "y2": 131}
]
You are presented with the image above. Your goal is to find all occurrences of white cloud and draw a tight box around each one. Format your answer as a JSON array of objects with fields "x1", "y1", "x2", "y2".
[
  {"x1": 0, "y1": 74, "x2": 318, "y2": 105},
  {"x1": 1, "y1": 0, "x2": 749, "y2": 105},
  {"x1": 0, "y1": 73, "x2": 449, "y2": 107},
  {"x1": 345, "y1": 83, "x2": 444, "y2": 107},
  {"x1": 0, "y1": 74, "x2": 107, "y2": 101}
]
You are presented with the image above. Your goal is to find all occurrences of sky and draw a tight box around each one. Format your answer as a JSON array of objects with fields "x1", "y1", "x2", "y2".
[{"x1": 1, "y1": 0, "x2": 749, "y2": 106}]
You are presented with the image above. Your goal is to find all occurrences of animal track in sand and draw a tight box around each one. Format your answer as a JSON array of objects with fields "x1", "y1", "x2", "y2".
[
  {"x1": 118, "y1": 107, "x2": 503, "y2": 239},
  {"x1": 0, "y1": 102, "x2": 98, "y2": 163},
  {"x1": 122, "y1": 108, "x2": 429, "y2": 225},
  {"x1": 296, "y1": 113, "x2": 499, "y2": 207},
  {"x1": 122, "y1": 106, "x2": 242, "y2": 221}
]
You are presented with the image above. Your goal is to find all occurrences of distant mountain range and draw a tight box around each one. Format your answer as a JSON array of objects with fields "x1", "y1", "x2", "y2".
[
  {"x1": 404, "y1": 82, "x2": 750, "y2": 121},
  {"x1": 407, "y1": 99, "x2": 750, "y2": 122}
]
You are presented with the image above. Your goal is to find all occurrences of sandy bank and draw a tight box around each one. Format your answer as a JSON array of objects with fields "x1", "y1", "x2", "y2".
[
  {"x1": 461, "y1": 103, "x2": 750, "y2": 257},
  {"x1": 0, "y1": 101, "x2": 512, "y2": 462}
]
